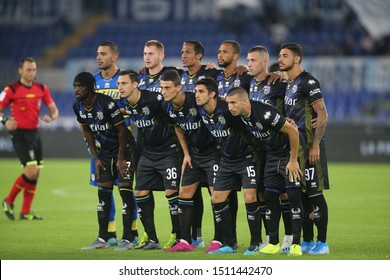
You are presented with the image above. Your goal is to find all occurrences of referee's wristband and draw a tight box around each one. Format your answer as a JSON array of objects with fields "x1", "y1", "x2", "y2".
[{"x1": 0, "y1": 116, "x2": 9, "y2": 125}]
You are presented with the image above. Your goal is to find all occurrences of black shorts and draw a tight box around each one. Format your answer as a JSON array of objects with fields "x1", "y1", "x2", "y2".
[
  {"x1": 305, "y1": 140, "x2": 330, "y2": 194},
  {"x1": 214, "y1": 154, "x2": 259, "y2": 191},
  {"x1": 181, "y1": 149, "x2": 220, "y2": 187},
  {"x1": 264, "y1": 152, "x2": 305, "y2": 191},
  {"x1": 11, "y1": 129, "x2": 43, "y2": 167},
  {"x1": 135, "y1": 151, "x2": 181, "y2": 191},
  {"x1": 97, "y1": 148, "x2": 135, "y2": 185}
]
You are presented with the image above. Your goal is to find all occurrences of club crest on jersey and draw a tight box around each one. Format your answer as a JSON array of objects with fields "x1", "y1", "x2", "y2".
[
  {"x1": 218, "y1": 115, "x2": 226, "y2": 125},
  {"x1": 97, "y1": 111, "x2": 103, "y2": 120},
  {"x1": 233, "y1": 79, "x2": 241, "y2": 87},
  {"x1": 189, "y1": 108, "x2": 197, "y2": 116},
  {"x1": 256, "y1": 122, "x2": 263, "y2": 129},
  {"x1": 263, "y1": 85, "x2": 271, "y2": 95},
  {"x1": 292, "y1": 85, "x2": 298, "y2": 94},
  {"x1": 142, "y1": 106, "x2": 150, "y2": 115}
]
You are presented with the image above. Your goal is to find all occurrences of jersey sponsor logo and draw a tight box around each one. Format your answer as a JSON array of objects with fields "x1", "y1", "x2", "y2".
[
  {"x1": 96, "y1": 89, "x2": 120, "y2": 99},
  {"x1": 111, "y1": 109, "x2": 120, "y2": 118},
  {"x1": 251, "y1": 130, "x2": 270, "y2": 139},
  {"x1": 210, "y1": 127, "x2": 231, "y2": 138},
  {"x1": 179, "y1": 121, "x2": 201, "y2": 131},
  {"x1": 284, "y1": 96, "x2": 297, "y2": 106},
  {"x1": 271, "y1": 113, "x2": 281, "y2": 126},
  {"x1": 134, "y1": 118, "x2": 156, "y2": 128},
  {"x1": 89, "y1": 122, "x2": 110, "y2": 132},
  {"x1": 309, "y1": 88, "x2": 321, "y2": 96}
]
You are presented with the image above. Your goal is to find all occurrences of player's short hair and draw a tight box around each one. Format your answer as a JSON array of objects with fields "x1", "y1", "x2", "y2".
[
  {"x1": 99, "y1": 41, "x2": 120, "y2": 56},
  {"x1": 73, "y1": 72, "x2": 96, "y2": 91},
  {"x1": 145, "y1": 40, "x2": 165, "y2": 53},
  {"x1": 19, "y1": 57, "x2": 35, "y2": 68},
  {"x1": 195, "y1": 77, "x2": 218, "y2": 99},
  {"x1": 222, "y1": 40, "x2": 240, "y2": 55},
  {"x1": 247, "y1": 45, "x2": 269, "y2": 60},
  {"x1": 183, "y1": 40, "x2": 204, "y2": 59},
  {"x1": 160, "y1": 69, "x2": 181, "y2": 87},
  {"x1": 226, "y1": 87, "x2": 249, "y2": 99},
  {"x1": 280, "y1": 43, "x2": 303, "y2": 63},
  {"x1": 119, "y1": 69, "x2": 140, "y2": 83}
]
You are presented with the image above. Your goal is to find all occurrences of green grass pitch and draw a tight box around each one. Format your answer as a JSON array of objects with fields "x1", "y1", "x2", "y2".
[{"x1": 0, "y1": 158, "x2": 389, "y2": 260}]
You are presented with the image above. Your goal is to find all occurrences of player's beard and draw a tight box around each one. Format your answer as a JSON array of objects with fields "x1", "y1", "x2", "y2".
[{"x1": 218, "y1": 60, "x2": 232, "y2": 68}]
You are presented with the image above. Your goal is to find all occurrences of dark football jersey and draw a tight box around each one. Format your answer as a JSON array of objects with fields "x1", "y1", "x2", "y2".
[
  {"x1": 73, "y1": 94, "x2": 124, "y2": 156},
  {"x1": 138, "y1": 66, "x2": 183, "y2": 93},
  {"x1": 249, "y1": 77, "x2": 287, "y2": 113},
  {"x1": 162, "y1": 92, "x2": 219, "y2": 152},
  {"x1": 198, "y1": 98, "x2": 254, "y2": 158},
  {"x1": 217, "y1": 72, "x2": 251, "y2": 98},
  {"x1": 122, "y1": 90, "x2": 177, "y2": 156},
  {"x1": 284, "y1": 71, "x2": 323, "y2": 147},
  {"x1": 242, "y1": 100, "x2": 289, "y2": 155},
  {"x1": 181, "y1": 65, "x2": 221, "y2": 93}
]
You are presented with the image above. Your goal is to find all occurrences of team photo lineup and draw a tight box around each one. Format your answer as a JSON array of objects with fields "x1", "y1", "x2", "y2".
[{"x1": 1, "y1": 39, "x2": 331, "y2": 257}]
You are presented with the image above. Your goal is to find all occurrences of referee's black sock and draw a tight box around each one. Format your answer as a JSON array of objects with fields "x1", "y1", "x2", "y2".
[
  {"x1": 245, "y1": 201, "x2": 261, "y2": 246},
  {"x1": 302, "y1": 192, "x2": 314, "y2": 242},
  {"x1": 286, "y1": 185, "x2": 303, "y2": 245},
  {"x1": 213, "y1": 200, "x2": 234, "y2": 247},
  {"x1": 136, "y1": 193, "x2": 158, "y2": 243},
  {"x1": 178, "y1": 197, "x2": 194, "y2": 244},
  {"x1": 228, "y1": 191, "x2": 238, "y2": 244},
  {"x1": 191, "y1": 187, "x2": 204, "y2": 241},
  {"x1": 280, "y1": 198, "x2": 292, "y2": 235},
  {"x1": 119, "y1": 187, "x2": 135, "y2": 242},
  {"x1": 166, "y1": 191, "x2": 180, "y2": 239},
  {"x1": 97, "y1": 187, "x2": 112, "y2": 241},
  {"x1": 310, "y1": 193, "x2": 328, "y2": 242},
  {"x1": 264, "y1": 189, "x2": 282, "y2": 245}
]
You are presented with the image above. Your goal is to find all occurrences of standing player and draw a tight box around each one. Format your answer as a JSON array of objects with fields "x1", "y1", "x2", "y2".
[
  {"x1": 91, "y1": 41, "x2": 138, "y2": 247},
  {"x1": 247, "y1": 45, "x2": 293, "y2": 253},
  {"x1": 279, "y1": 43, "x2": 330, "y2": 255},
  {"x1": 73, "y1": 72, "x2": 136, "y2": 250},
  {"x1": 118, "y1": 70, "x2": 183, "y2": 250},
  {"x1": 195, "y1": 78, "x2": 261, "y2": 255},
  {"x1": 159, "y1": 69, "x2": 221, "y2": 252},
  {"x1": 225, "y1": 87, "x2": 304, "y2": 256},
  {"x1": 216, "y1": 40, "x2": 251, "y2": 98},
  {"x1": 1, "y1": 57, "x2": 59, "y2": 221}
]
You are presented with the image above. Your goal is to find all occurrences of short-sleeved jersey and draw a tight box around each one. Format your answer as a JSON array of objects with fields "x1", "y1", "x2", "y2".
[
  {"x1": 198, "y1": 98, "x2": 254, "y2": 158},
  {"x1": 73, "y1": 94, "x2": 124, "y2": 157},
  {"x1": 94, "y1": 69, "x2": 121, "y2": 100},
  {"x1": 0, "y1": 81, "x2": 54, "y2": 129},
  {"x1": 241, "y1": 100, "x2": 289, "y2": 155},
  {"x1": 139, "y1": 66, "x2": 183, "y2": 94},
  {"x1": 181, "y1": 65, "x2": 221, "y2": 93},
  {"x1": 284, "y1": 71, "x2": 323, "y2": 147},
  {"x1": 162, "y1": 92, "x2": 219, "y2": 152},
  {"x1": 217, "y1": 72, "x2": 251, "y2": 99},
  {"x1": 249, "y1": 77, "x2": 287, "y2": 113},
  {"x1": 122, "y1": 90, "x2": 178, "y2": 157}
]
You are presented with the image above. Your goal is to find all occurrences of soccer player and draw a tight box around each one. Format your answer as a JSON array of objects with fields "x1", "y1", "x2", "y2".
[
  {"x1": 117, "y1": 69, "x2": 183, "y2": 250},
  {"x1": 216, "y1": 40, "x2": 251, "y2": 98},
  {"x1": 159, "y1": 69, "x2": 221, "y2": 252},
  {"x1": 279, "y1": 43, "x2": 330, "y2": 255},
  {"x1": 213, "y1": 40, "x2": 251, "y2": 251},
  {"x1": 73, "y1": 72, "x2": 136, "y2": 250},
  {"x1": 225, "y1": 87, "x2": 304, "y2": 256},
  {"x1": 180, "y1": 40, "x2": 221, "y2": 248},
  {"x1": 247, "y1": 45, "x2": 293, "y2": 253},
  {"x1": 195, "y1": 78, "x2": 261, "y2": 255},
  {"x1": 1, "y1": 57, "x2": 59, "y2": 221},
  {"x1": 86, "y1": 41, "x2": 139, "y2": 247}
]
